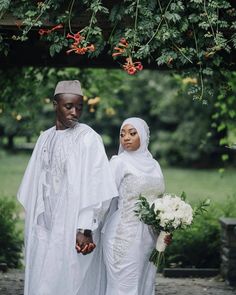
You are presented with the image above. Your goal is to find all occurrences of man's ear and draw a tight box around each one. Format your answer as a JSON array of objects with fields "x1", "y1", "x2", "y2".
[{"x1": 53, "y1": 99, "x2": 57, "y2": 109}]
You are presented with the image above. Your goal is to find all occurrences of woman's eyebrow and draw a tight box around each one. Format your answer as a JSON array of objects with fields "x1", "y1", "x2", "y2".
[
  {"x1": 121, "y1": 127, "x2": 137, "y2": 132},
  {"x1": 129, "y1": 128, "x2": 137, "y2": 132}
]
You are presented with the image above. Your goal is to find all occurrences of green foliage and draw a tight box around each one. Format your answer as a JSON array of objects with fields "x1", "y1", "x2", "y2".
[
  {"x1": 0, "y1": 2, "x2": 235, "y2": 162},
  {"x1": 0, "y1": 0, "x2": 10, "y2": 14},
  {"x1": 105, "y1": 69, "x2": 231, "y2": 167},
  {"x1": 0, "y1": 67, "x2": 234, "y2": 166},
  {"x1": 211, "y1": 71, "x2": 236, "y2": 168},
  {"x1": 0, "y1": 1, "x2": 235, "y2": 72},
  {"x1": 0, "y1": 196, "x2": 23, "y2": 268},
  {"x1": 193, "y1": 197, "x2": 210, "y2": 217},
  {"x1": 164, "y1": 194, "x2": 236, "y2": 268},
  {"x1": 0, "y1": 67, "x2": 128, "y2": 149},
  {"x1": 0, "y1": 67, "x2": 54, "y2": 148}
]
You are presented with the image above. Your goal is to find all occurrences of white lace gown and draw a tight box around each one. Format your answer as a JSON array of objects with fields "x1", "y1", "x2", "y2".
[{"x1": 103, "y1": 156, "x2": 165, "y2": 295}]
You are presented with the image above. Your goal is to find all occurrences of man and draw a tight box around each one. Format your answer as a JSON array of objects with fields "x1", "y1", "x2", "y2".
[{"x1": 17, "y1": 80, "x2": 118, "y2": 295}]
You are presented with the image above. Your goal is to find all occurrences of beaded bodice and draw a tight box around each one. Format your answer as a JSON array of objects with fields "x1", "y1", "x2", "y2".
[{"x1": 113, "y1": 165, "x2": 165, "y2": 262}]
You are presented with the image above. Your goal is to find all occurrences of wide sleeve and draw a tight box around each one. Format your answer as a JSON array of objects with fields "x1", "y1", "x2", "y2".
[
  {"x1": 69, "y1": 128, "x2": 118, "y2": 231},
  {"x1": 77, "y1": 203, "x2": 102, "y2": 231},
  {"x1": 17, "y1": 132, "x2": 44, "y2": 211}
]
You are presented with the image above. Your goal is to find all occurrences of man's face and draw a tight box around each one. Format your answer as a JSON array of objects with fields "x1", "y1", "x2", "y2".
[{"x1": 54, "y1": 94, "x2": 83, "y2": 130}]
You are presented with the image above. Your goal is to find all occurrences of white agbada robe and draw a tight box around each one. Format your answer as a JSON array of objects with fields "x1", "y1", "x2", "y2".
[
  {"x1": 17, "y1": 123, "x2": 118, "y2": 295},
  {"x1": 103, "y1": 118, "x2": 165, "y2": 295}
]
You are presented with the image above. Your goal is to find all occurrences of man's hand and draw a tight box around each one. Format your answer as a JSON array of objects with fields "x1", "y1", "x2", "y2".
[{"x1": 75, "y1": 231, "x2": 96, "y2": 255}]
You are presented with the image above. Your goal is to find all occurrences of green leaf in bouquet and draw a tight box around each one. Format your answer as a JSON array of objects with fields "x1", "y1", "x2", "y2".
[
  {"x1": 193, "y1": 199, "x2": 211, "y2": 217},
  {"x1": 180, "y1": 191, "x2": 187, "y2": 201},
  {"x1": 149, "y1": 249, "x2": 165, "y2": 269},
  {"x1": 135, "y1": 195, "x2": 160, "y2": 229}
]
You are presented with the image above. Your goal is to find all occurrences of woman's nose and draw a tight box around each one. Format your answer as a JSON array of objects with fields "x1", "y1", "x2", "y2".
[{"x1": 124, "y1": 134, "x2": 130, "y2": 141}]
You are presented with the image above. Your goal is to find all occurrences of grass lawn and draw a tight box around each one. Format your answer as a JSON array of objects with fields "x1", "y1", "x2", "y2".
[
  {"x1": 0, "y1": 151, "x2": 31, "y2": 198},
  {"x1": 163, "y1": 167, "x2": 236, "y2": 205},
  {"x1": 0, "y1": 150, "x2": 235, "y2": 205}
]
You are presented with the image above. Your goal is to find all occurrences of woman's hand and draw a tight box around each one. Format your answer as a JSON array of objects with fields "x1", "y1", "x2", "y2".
[
  {"x1": 75, "y1": 231, "x2": 96, "y2": 255},
  {"x1": 164, "y1": 233, "x2": 172, "y2": 246}
]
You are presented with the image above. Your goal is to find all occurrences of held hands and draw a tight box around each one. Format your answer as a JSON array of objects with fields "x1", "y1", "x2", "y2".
[{"x1": 75, "y1": 231, "x2": 96, "y2": 255}]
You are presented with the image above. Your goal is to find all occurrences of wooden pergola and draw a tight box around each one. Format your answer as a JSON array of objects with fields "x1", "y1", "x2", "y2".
[
  {"x1": 0, "y1": 1, "x2": 235, "y2": 70},
  {"x1": 0, "y1": 11, "x2": 121, "y2": 69}
]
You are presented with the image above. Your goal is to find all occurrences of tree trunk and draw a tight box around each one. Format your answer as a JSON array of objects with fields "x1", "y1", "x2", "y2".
[
  {"x1": 26, "y1": 135, "x2": 31, "y2": 143},
  {"x1": 7, "y1": 135, "x2": 14, "y2": 150}
]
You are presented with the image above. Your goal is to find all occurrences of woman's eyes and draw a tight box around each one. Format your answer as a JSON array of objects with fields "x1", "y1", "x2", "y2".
[
  {"x1": 120, "y1": 132, "x2": 137, "y2": 137},
  {"x1": 130, "y1": 132, "x2": 137, "y2": 136}
]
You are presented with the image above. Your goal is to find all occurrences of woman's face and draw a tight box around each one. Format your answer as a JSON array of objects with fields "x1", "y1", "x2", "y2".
[{"x1": 120, "y1": 124, "x2": 140, "y2": 151}]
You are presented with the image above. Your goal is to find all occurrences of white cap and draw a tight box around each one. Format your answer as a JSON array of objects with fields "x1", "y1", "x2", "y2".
[{"x1": 54, "y1": 80, "x2": 83, "y2": 96}]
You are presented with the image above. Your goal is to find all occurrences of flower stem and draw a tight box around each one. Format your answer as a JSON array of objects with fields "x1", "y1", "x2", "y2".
[
  {"x1": 193, "y1": 25, "x2": 204, "y2": 100},
  {"x1": 203, "y1": 0, "x2": 216, "y2": 40},
  {"x1": 68, "y1": 0, "x2": 76, "y2": 34},
  {"x1": 22, "y1": 0, "x2": 52, "y2": 37},
  {"x1": 132, "y1": 0, "x2": 140, "y2": 55},
  {"x1": 157, "y1": 0, "x2": 193, "y2": 64},
  {"x1": 146, "y1": 0, "x2": 173, "y2": 46}
]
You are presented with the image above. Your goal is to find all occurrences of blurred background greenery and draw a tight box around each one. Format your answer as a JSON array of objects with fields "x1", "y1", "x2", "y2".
[{"x1": 1, "y1": 67, "x2": 235, "y2": 163}]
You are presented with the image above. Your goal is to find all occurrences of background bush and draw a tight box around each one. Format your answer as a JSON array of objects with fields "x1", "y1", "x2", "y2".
[
  {"x1": 0, "y1": 196, "x2": 23, "y2": 268},
  {"x1": 164, "y1": 195, "x2": 236, "y2": 269}
]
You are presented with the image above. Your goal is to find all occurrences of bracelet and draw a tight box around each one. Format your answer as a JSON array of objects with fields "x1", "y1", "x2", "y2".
[{"x1": 78, "y1": 229, "x2": 92, "y2": 237}]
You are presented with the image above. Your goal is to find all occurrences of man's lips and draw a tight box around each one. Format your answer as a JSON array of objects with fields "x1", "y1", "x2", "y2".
[{"x1": 68, "y1": 118, "x2": 78, "y2": 122}]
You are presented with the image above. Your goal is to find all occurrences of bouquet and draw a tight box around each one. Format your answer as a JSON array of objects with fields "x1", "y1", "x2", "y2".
[{"x1": 135, "y1": 192, "x2": 210, "y2": 267}]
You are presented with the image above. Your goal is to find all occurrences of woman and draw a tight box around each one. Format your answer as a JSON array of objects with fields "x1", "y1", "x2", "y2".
[{"x1": 103, "y1": 117, "x2": 165, "y2": 295}]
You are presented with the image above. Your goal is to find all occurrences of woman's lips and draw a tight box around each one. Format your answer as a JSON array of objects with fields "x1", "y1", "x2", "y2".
[{"x1": 124, "y1": 143, "x2": 131, "y2": 147}]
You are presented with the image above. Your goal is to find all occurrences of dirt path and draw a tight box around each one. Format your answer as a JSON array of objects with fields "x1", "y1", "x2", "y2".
[{"x1": 0, "y1": 269, "x2": 235, "y2": 295}]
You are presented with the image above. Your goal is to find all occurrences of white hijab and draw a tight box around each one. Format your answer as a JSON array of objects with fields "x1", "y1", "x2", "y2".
[{"x1": 118, "y1": 117, "x2": 163, "y2": 178}]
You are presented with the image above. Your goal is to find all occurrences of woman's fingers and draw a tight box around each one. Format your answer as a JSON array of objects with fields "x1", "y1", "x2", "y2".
[
  {"x1": 76, "y1": 242, "x2": 96, "y2": 254},
  {"x1": 164, "y1": 234, "x2": 172, "y2": 245},
  {"x1": 87, "y1": 243, "x2": 96, "y2": 252}
]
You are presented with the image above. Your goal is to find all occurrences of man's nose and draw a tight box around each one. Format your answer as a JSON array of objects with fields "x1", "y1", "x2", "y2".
[{"x1": 71, "y1": 107, "x2": 77, "y2": 116}]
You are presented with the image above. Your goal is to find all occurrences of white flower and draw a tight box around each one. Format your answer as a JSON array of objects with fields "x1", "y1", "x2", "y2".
[
  {"x1": 150, "y1": 194, "x2": 193, "y2": 231},
  {"x1": 136, "y1": 192, "x2": 209, "y2": 268}
]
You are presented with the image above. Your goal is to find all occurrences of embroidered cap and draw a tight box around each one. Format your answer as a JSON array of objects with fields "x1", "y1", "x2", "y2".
[{"x1": 54, "y1": 80, "x2": 83, "y2": 96}]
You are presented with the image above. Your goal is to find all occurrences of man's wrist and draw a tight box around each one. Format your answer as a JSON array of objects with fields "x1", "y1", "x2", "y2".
[{"x1": 77, "y1": 229, "x2": 92, "y2": 237}]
